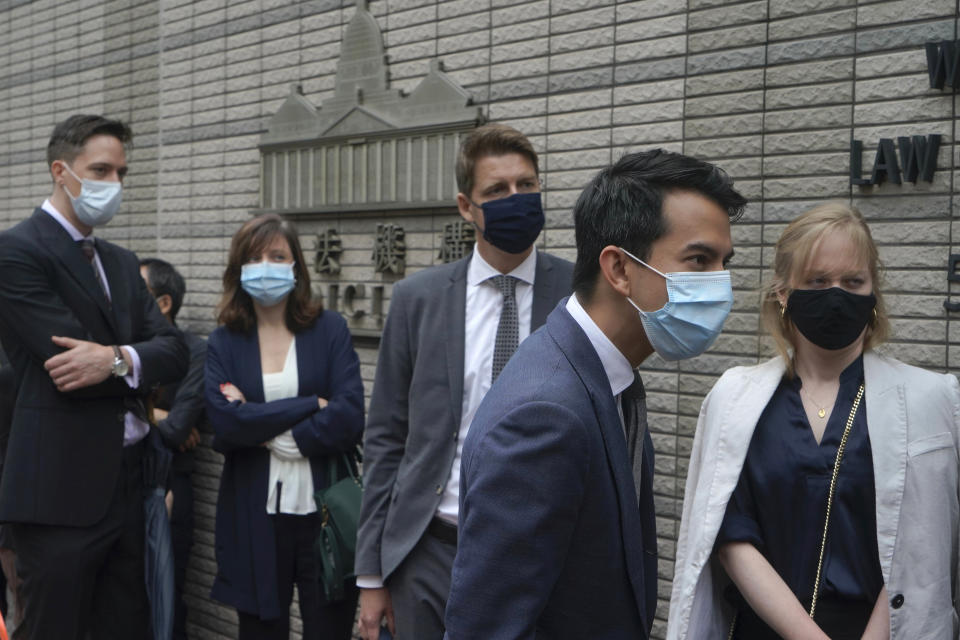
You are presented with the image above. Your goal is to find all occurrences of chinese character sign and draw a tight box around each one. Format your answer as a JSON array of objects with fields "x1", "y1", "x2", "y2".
[
  {"x1": 315, "y1": 229, "x2": 343, "y2": 275},
  {"x1": 438, "y1": 220, "x2": 475, "y2": 263},
  {"x1": 372, "y1": 223, "x2": 405, "y2": 275}
]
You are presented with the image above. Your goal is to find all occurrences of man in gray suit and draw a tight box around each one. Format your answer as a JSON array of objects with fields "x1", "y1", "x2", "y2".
[{"x1": 355, "y1": 124, "x2": 574, "y2": 640}]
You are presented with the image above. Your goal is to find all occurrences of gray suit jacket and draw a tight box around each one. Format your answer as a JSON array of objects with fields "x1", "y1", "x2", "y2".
[{"x1": 356, "y1": 250, "x2": 574, "y2": 580}]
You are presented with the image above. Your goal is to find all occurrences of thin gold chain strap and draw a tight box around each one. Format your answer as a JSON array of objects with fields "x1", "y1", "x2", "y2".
[
  {"x1": 726, "y1": 382, "x2": 865, "y2": 639},
  {"x1": 808, "y1": 382, "x2": 864, "y2": 619}
]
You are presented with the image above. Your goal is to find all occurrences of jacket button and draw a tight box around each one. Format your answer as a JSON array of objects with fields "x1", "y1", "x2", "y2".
[
  {"x1": 435, "y1": 485, "x2": 443, "y2": 495},
  {"x1": 117, "y1": 412, "x2": 125, "y2": 423},
  {"x1": 891, "y1": 594, "x2": 904, "y2": 609}
]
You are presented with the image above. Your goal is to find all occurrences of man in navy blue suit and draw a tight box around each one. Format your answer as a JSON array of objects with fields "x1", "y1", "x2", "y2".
[
  {"x1": 0, "y1": 115, "x2": 187, "y2": 639},
  {"x1": 445, "y1": 150, "x2": 746, "y2": 639}
]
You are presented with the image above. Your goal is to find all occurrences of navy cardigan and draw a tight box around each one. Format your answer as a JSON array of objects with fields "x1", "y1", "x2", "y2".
[{"x1": 204, "y1": 310, "x2": 364, "y2": 619}]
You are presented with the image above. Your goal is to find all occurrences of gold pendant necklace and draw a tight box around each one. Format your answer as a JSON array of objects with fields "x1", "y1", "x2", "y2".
[{"x1": 800, "y1": 386, "x2": 829, "y2": 419}]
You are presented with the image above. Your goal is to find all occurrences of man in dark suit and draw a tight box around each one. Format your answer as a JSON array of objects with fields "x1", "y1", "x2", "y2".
[
  {"x1": 355, "y1": 124, "x2": 574, "y2": 640},
  {"x1": 0, "y1": 114, "x2": 188, "y2": 639},
  {"x1": 140, "y1": 257, "x2": 206, "y2": 640},
  {"x1": 445, "y1": 150, "x2": 746, "y2": 639}
]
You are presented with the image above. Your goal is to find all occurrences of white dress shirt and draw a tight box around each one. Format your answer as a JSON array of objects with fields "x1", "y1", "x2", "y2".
[
  {"x1": 41, "y1": 199, "x2": 148, "y2": 446},
  {"x1": 565, "y1": 294, "x2": 635, "y2": 430},
  {"x1": 263, "y1": 339, "x2": 316, "y2": 515},
  {"x1": 436, "y1": 246, "x2": 538, "y2": 524}
]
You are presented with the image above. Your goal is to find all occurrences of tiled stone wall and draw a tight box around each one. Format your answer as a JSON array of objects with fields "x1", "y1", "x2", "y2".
[{"x1": 0, "y1": 1, "x2": 956, "y2": 638}]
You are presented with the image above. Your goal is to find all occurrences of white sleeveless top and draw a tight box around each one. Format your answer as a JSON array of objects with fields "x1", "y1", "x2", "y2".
[{"x1": 262, "y1": 339, "x2": 316, "y2": 515}]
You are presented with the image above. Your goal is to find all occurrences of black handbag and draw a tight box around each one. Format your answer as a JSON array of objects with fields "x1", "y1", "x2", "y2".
[{"x1": 314, "y1": 450, "x2": 362, "y2": 602}]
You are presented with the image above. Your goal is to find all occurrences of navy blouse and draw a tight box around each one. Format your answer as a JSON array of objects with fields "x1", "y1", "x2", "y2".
[{"x1": 716, "y1": 356, "x2": 883, "y2": 603}]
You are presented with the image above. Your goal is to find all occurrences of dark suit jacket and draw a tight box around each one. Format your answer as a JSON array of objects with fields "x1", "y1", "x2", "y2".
[
  {"x1": 0, "y1": 354, "x2": 13, "y2": 550},
  {"x1": 155, "y1": 329, "x2": 207, "y2": 473},
  {"x1": 355, "y1": 251, "x2": 574, "y2": 582},
  {"x1": 0, "y1": 208, "x2": 188, "y2": 527},
  {"x1": 445, "y1": 302, "x2": 657, "y2": 640},
  {"x1": 204, "y1": 310, "x2": 364, "y2": 619}
]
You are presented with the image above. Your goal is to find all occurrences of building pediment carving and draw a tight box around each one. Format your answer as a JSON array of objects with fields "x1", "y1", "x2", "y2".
[{"x1": 259, "y1": 0, "x2": 483, "y2": 214}]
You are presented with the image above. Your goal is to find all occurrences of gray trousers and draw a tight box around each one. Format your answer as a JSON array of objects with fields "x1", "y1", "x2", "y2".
[{"x1": 387, "y1": 529, "x2": 456, "y2": 640}]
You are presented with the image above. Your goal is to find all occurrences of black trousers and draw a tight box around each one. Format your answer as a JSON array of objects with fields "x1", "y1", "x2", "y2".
[
  {"x1": 10, "y1": 442, "x2": 148, "y2": 640},
  {"x1": 168, "y1": 468, "x2": 193, "y2": 640},
  {"x1": 236, "y1": 512, "x2": 359, "y2": 640}
]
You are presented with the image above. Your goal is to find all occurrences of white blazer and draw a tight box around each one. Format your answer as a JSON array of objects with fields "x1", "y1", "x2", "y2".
[{"x1": 667, "y1": 351, "x2": 960, "y2": 640}]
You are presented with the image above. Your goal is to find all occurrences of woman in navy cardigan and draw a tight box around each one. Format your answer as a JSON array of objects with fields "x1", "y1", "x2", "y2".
[{"x1": 205, "y1": 214, "x2": 364, "y2": 639}]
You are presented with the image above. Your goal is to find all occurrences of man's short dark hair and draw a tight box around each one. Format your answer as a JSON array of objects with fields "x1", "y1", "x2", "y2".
[
  {"x1": 46, "y1": 114, "x2": 133, "y2": 167},
  {"x1": 140, "y1": 258, "x2": 186, "y2": 322},
  {"x1": 572, "y1": 149, "x2": 747, "y2": 300},
  {"x1": 455, "y1": 123, "x2": 539, "y2": 199}
]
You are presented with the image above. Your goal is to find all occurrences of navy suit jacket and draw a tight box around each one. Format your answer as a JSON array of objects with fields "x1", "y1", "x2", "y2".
[
  {"x1": 204, "y1": 310, "x2": 364, "y2": 619},
  {"x1": 445, "y1": 301, "x2": 657, "y2": 640}
]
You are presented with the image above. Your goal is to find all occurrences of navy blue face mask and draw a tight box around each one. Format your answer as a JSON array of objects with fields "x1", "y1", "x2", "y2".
[{"x1": 473, "y1": 192, "x2": 545, "y2": 254}]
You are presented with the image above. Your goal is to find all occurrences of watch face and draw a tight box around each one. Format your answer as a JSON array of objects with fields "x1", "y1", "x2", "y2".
[{"x1": 114, "y1": 356, "x2": 129, "y2": 377}]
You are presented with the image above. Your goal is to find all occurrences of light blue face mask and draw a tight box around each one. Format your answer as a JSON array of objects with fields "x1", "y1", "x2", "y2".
[
  {"x1": 241, "y1": 261, "x2": 296, "y2": 307},
  {"x1": 620, "y1": 247, "x2": 733, "y2": 361},
  {"x1": 62, "y1": 163, "x2": 123, "y2": 227}
]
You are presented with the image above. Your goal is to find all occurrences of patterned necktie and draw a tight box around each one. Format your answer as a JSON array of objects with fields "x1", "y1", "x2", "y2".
[
  {"x1": 77, "y1": 237, "x2": 111, "y2": 307},
  {"x1": 621, "y1": 371, "x2": 648, "y2": 501},
  {"x1": 490, "y1": 275, "x2": 519, "y2": 382}
]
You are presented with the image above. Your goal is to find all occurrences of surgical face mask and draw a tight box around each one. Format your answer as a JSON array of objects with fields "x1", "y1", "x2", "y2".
[
  {"x1": 241, "y1": 261, "x2": 296, "y2": 307},
  {"x1": 620, "y1": 248, "x2": 734, "y2": 361},
  {"x1": 472, "y1": 192, "x2": 544, "y2": 254},
  {"x1": 61, "y1": 162, "x2": 123, "y2": 227},
  {"x1": 786, "y1": 287, "x2": 876, "y2": 350}
]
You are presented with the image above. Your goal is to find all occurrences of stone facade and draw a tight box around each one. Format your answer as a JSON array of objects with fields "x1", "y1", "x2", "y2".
[{"x1": 0, "y1": 0, "x2": 958, "y2": 638}]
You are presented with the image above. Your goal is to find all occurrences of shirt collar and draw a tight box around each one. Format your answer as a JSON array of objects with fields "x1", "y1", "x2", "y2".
[
  {"x1": 41, "y1": 199, "x2": 89, "y2": 241},
  {"x1": 565, "y1": 294, "x2": 635, "y2": 397},
  {"x1": 467, "y1": 243, "x2": 537, "y2": 287}
]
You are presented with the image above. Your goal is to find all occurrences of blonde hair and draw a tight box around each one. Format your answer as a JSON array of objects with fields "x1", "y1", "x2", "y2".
[{"x1": 761, "y1": 201, "x2": 890, "y2": 376}]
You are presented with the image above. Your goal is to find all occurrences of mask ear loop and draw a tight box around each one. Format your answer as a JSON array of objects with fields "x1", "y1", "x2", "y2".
[{"x1": 619, "y1": 247, "x2": 667, "y2": 279}]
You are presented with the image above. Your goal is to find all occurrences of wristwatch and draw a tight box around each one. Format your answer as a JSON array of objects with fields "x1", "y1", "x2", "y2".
[{"x1": 111, "y1": 345, "x2": 130, "y2": 378}]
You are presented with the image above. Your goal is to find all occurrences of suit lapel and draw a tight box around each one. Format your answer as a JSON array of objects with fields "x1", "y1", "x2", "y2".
[
  {"x1": 32, "y1": 210, "x2": 117, "y2": 335},
  {"x1": 296, "y1": 331, "x2": 315, "y2": 397},
  {"x1": 241, "y1": 328, "x2": 267, "y2": 403},
  {"x1": 445, "y1": 257, "x2": 469, "y2": 432},
  {"x1": 95, "y1": 240, "x2": 126, "y2": 338},
  {"x1": 863, "y1": 352, "x2": 906, "y2": 584},
  {"x1": 531, "y1": 251, "x2": 558, "y2": 329},
  {"x1": 548, "y1": 306, "x2": 650, "y2": 627}
]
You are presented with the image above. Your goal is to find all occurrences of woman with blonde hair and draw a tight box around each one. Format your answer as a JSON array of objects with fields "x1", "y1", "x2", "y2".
[{"x1": 667, "y1": 202, "x2": 960, "y2": 639}]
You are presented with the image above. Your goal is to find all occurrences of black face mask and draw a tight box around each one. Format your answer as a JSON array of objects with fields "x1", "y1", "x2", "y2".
[{"x1": 786, "y1": 287, "x2": 876, "y2": 350}]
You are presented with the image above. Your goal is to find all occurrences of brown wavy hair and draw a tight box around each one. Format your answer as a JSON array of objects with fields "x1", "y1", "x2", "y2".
[
  {"x1": 216, "y1": 214, "x2": 321, "y2": 332},
  {"x1": 761, "y1": 201, "x2": 890, "y2": 377}
]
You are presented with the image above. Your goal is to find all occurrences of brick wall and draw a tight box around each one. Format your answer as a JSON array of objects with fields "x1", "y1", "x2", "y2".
[{"x1": 0, "y1": 1, "x2": 957, "y2": 638}]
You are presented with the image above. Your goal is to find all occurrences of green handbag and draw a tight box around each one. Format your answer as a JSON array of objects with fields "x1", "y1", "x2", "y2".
[{"x1": 314, "y1": 450, "x2": 362, "y2": 602}]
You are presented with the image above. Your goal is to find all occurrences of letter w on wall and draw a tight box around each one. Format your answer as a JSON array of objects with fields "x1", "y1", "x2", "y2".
[
  {"x1": 927, "y1": 41, "x2": 960, "y2": 89},
  {"x1": 898, "y1": 135, "x2": 941, "y2": 183}
]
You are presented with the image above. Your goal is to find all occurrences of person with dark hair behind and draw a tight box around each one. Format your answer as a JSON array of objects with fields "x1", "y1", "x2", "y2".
[
  {"x1": 205, "y1": 214, "x2": 364, "y2": 639},
  {"x1": 139, "y1": 257, "x2": 206, "y2": 640},
  {"x1": 0, "y1": 114, "x2": 187, "y2": 639},
  {"x1": 445, "y1": 150, "x2": 746, "y2": 639}
]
